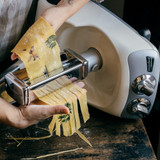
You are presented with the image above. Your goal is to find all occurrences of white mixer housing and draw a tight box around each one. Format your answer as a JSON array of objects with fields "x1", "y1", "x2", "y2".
[{"x1": 36, "y1": 1, "x2": 160, "y2": 119}]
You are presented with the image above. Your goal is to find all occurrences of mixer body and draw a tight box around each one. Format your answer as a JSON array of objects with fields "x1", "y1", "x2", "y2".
[{"x1": 36, "y1": 1, "x2": 160, "y2": 119}]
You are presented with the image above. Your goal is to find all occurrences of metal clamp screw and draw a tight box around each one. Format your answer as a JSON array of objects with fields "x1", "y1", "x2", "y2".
[{"x1": 92, "y1": 0, "x2": 104, "y2": 3}]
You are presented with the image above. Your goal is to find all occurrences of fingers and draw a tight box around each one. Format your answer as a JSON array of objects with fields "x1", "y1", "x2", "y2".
[
  {"x1": 11, "y1": 53, "x2": 20, "y2": 61},
  {"x1": 74, "y1": 81, "x2": 85, "y2": 88},
  {"x1": 25, "y1": 104, "x2": 70, "y2": 118},
  {"x1": 70, "y1": 77, "x2": 78, "y2": 82},
  {"x1": 31, "y1": 104, "x2": 70, "y2": 117},
  {"x1": 70, "y1": 77, "x2": 85, "y2": 88},
  {"x1": 50, "y1": 105, "x2": 70, "y2": 114}
]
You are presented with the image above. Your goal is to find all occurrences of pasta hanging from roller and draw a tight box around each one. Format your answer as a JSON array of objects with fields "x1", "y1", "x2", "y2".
[{"x1": 33, "y1": 76, "x2": 89, "y2": 137}]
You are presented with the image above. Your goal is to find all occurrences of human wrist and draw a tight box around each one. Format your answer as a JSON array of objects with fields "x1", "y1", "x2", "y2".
[
  {"x1": 41, "y1": 6, "x2": 68, "y2": 32},
  {"x1": 0, "y1": 98, "x2": 26, "y2": 129},
  {"x1": 41, "y1": 0, "x2": 89, "y2": 32},
  {"x1": 0, "y1": 98, "x2": 16, "y2": 127}
]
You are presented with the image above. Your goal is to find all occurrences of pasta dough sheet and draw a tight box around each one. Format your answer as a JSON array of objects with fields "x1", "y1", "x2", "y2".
[{"x1": 12, "y1": 17, "x2": 62, "y2": 80}]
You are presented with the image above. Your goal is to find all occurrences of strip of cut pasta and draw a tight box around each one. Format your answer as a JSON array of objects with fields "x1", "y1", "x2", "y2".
[
  {"x1": 57, "y1": 87, "x2": 81, "y2": 131},
  {"x1": 66, "y1": 84, "x2": 90, "y2": 123},
  {"x1": 55, "y1": 89, "x2": 76, "y2": 135}
]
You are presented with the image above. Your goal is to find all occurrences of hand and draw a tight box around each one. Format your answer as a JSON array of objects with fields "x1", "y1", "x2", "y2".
[
  {"x1": 0, "y1": 81, "x2": 84, "y2": 129},
  {"x1": 0, "y1": 98, "x2": 69, "y2": 129}
]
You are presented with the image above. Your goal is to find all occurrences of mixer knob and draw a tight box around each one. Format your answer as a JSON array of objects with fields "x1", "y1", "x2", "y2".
[
  {"x1": 127, "y1": 98, "x2": 151, "y2": 117},
  {"x1": 132, "y1": 74, "x2": 156, "y2": 96}
]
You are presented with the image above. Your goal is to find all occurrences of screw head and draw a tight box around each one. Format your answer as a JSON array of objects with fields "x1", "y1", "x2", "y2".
[{"x1": 91, "y1": 64, "x2": 99, "y2": 72}]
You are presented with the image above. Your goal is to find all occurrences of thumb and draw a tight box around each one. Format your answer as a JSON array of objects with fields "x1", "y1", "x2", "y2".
[
  {"x1": 45, "y1": 105, "x2": 70, "y2": 115},
  {"x1": 18, "y1": 104, "x2": 70, "y2": 128},
  {"x1": 20, "y1": 104, "x2": 70, "y2": 120},
  {"x1": 11, "y1": 53, "x2": 20, "y2": 60}
]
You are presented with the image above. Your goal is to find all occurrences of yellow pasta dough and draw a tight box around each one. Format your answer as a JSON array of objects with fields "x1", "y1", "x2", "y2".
[
  {"x1": 12, "y1": 17, "x2": 62, "y2": 80},
  {"x1": 1, "y1": 90, "x2": 14, "y2": 103},
  {"x1": 33, "y1": 76, "x2": 89, "y2": 138}
]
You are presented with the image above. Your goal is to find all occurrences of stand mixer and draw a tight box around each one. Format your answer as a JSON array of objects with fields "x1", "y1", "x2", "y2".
[
  {"x1": 1, "y1": 1, "x2": 160, "y2": 120},
  {"x1": 55, "y1": 1, "x2": 160, "y2": 119}
]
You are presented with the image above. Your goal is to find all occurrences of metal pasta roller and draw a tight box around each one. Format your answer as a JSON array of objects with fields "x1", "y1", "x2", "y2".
[{"x1": 1, "y1": 48, "x2": 102, "y2": 106}]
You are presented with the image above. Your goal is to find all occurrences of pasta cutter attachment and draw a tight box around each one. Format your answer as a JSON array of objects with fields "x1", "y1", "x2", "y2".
[{"x1": 3, "y1": 47, "x2": 102, "y2": 105}]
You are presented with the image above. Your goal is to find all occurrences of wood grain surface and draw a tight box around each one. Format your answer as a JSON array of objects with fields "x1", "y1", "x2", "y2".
[{"x1": 0, "y1": 106, "x2": 157, "y2": 160}]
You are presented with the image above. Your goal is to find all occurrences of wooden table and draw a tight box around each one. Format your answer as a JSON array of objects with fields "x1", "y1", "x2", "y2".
[{"x1": 0, "y1": 106, "x2": 157, "y2": 160}]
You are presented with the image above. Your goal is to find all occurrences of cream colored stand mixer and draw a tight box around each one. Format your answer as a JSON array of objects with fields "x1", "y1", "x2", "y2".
[
  {"x1": 37, "y1": 2, "x2": 160, "y2": 119},
  {"x1": 1, "y1": 0, "x2": 160, "y2": 120},
  {"x1": 55, "y1": 1, "x2": 160, "y2": 119}
]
